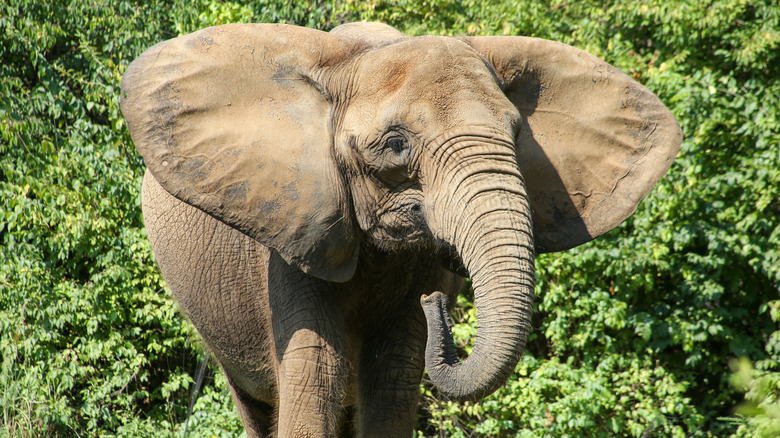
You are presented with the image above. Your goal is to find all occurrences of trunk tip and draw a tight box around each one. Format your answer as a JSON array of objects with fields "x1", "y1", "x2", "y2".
[{"x1": 420, "y1": 290, "x2": 447, "y2": 307}]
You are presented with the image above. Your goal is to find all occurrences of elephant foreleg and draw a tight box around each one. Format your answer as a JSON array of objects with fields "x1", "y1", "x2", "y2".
[
  {"x1": 356, "y1": 301, "x2": 427, "y2": 437},
  {"x1": 268, "y1": 251, "x2": 349, "y2": 437},
  {"x1": 225, "y1": 375, "x2": 273, "y2": 438}
]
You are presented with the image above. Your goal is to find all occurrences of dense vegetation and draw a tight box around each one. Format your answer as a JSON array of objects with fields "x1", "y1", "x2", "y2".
[{"x1": 1, "y1": 0, "x2": 778, "y2": 436}]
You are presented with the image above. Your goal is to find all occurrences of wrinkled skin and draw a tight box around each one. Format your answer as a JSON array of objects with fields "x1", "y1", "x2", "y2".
[
  {"x1": 144, "y1": 174, "x2": 463, "y2": 436},
  {"x1": 122, "y1": 22, "x2": 680, "y2": 437}
]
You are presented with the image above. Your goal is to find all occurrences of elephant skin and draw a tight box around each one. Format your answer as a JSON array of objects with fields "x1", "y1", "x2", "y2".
[{"x1": 121, "y1": 22, "x2": 680, "y2": 437}]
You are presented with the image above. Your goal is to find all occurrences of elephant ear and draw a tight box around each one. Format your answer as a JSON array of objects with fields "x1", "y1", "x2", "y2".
[
  {"x1": 460, "y1": 37, "x2": 682, "y2": 253},
  {"x1": 330, "y1": 22, "x2": 407, "y2": 47},
  {"x1": 121, "y1": 24, "x2": 361, "y2": 282}
]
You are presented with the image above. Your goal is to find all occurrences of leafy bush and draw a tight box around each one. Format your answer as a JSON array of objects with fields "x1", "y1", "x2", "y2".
[
  {"x1": 0, "y1": 1, "x2": 230, "y2": 436},
  {"x1": 2, "y1": 0, "x2": 777, "y2": 436}
]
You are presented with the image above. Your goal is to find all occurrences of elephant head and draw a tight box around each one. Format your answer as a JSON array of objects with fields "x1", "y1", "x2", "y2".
[{"x1": 120, "y1": 23, "x2": 680, "y2": 401}]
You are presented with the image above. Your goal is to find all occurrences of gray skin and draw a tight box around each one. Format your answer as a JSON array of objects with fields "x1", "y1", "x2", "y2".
[
  {"x1": 142, "y1": 35, "x2": 533, "y2": 436},
  {"x1": 122, "y1": 22, "x2": 680, "y2": 438},
  {"x1": 144, "y1": 173, "x2": 464, "y2": 436}
]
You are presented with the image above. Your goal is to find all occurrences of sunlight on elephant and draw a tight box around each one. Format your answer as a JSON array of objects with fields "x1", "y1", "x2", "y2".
[{"x1": 120, "y1": 22, "x2": 680, "y2": 438}]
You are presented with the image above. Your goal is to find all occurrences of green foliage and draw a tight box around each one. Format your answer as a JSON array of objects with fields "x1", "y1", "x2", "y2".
[
  {"x1": 178, "y1": 0, "x2": 338, "y2": 32},
  {"x1": 0, "y1": 0, "x2": 235, "y2": 435},
  {"x1": 2, "y1": 0, "x2": 778, "y2": 437},
  {"x1": 729, "y1": 357, "x2": 780, "y2": 438}
]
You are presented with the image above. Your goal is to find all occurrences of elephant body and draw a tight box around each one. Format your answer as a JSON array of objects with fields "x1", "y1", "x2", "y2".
[
  {"x1": 121, "y1": 22, "x2": 681, "y2": 437},
  {"x1": 143, "y1": 172, "x2": 461, "y2": 436}
]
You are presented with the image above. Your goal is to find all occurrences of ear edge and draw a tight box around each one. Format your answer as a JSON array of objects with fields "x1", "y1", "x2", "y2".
[{"x1": 330, "y1": 22, "x2": 408, "y2": 48}]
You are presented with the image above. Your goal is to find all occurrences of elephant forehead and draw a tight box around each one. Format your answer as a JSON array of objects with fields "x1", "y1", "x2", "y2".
[
  {"x1": 353, "y1": 38, "x2": 516, "y2": 130},
  {"x1": 358, "y1": 37, "x2": 490, "y2": 92}
]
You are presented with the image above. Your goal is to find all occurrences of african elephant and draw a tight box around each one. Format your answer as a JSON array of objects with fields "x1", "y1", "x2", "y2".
[{"x1": 120, "y1": 22, "x2": 680, "y2": 437}]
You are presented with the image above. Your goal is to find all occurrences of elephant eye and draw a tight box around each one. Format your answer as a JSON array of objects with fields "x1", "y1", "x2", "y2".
[{"x1": 385, "y1": 136, "x2": 408, "y2": 154}]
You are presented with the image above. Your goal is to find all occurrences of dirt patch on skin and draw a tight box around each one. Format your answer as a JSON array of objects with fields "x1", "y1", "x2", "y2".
[{"x1": 381, "y1": 62, "x2": 409, "y2": 94}]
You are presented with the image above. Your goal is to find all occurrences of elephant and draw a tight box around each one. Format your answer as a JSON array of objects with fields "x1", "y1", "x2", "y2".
[{"x1": 120, "y1": 22, "x2": 681, "y2": 437}]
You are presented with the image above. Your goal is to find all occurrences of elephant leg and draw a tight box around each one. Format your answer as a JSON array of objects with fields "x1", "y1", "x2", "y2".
[
  {"x1": 225, "y1": 376, "x2": 273, "y2": 438},
  {"x1": 268, "y1": 251, "x2": 349, "y2": 437},
  {"x1": 356, "y1": 302, "x2": 427, "y2": 437}
]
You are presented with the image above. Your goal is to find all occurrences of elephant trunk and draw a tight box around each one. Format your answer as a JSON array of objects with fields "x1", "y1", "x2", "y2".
[{"x1": 421, "y1": 134, "x2": 535, "y2": 401}]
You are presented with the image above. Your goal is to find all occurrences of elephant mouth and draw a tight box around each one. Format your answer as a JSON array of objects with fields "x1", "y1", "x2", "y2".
[{"x1": 368, "y1": 201, "x2": 433, "y2": 249}]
